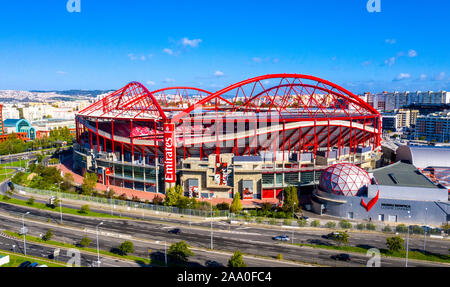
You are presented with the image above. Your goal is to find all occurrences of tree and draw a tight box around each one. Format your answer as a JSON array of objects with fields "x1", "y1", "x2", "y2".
[
  {"x1": 168, "y1": 241, "x2": 194, "y2": 263},
  {"x1": 326, "y1": 221, "x2": 336, "y2": 228},
  {"x1": 26, "y1": 197, "x2": 35, "y2": 206},
  {"x1": 79, "y1": 205, "x2": 90, "y2": 214},
  {"x1": 79, "y1": 237, "x2": 92, "y2": 248},
  {"x1": 81, "y1": 172, "x2": 98, "y2": 195},
  {"x1": 230, "y1": 192, "x2": 243, "y2": 213},
  {"x1": 42, "y1": 229, "x2": 53, "y2": 241},
  {"x1": 118, "y1": 241, "x2": 134, "y2": 255},
  {"x1": 152, "y1": 195, "x2": 163, "y2": 205},
  {"x1": 339, "y1": 220, "x2": 352, "y2": 229},
  {"x1": 333, "y1": 231, "x2": 349, "y2": 246},
  {"x1": 282, "y1": 185, "x2": 299, "y2": 212},
  {"x1": 386, "y1": 236, "x2": 405, "y2": 253},
  {"x1": 216, "y1": 202, "x2": 230, "y2": 211},
  {"x1": 228, "y1": 251, "x2": 247, "y2": 267},
  {"x1": 164, "y1": 185, "x2": 183, "y2": 206}
]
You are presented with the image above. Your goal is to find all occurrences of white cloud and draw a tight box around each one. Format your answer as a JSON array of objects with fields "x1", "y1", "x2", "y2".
[
  {"x1": 163, "y1": 48, "x2": 173, "y2": 55},
  {"x1": 407, "y1": 49, "x2": 418, "y2": 57},
  {"x1": 181, "y1": 37, "x2": 202, "y2": 48},
  {"x1": 384, "y1": 57, "x2": 396, "y2": 66},
  {"x1": 262, "y1": 80, "x2": 270, "y2": 85},
  {"x1": 56, "y1": 71, "x2": 67, "y2": 75},
  {"x1": 273, "y1": 58, "x2": 280, "y2": 63},
  {"x1": 163, "y1": 78, "x2": 175, "y2": 83},
  {"x1": 252, "y1": 57, "x2": 262, "y2": 63},
  {"x1": 385, "y1": 39, "x2": 397, "y2": 44},
  {"x1": 419, "y1": 74, "x2": 427, "y2": 81},
  {"x1": 214, "y1": 70, "x2": 225, "y2": 77},
  {"x1": 146, "y1": 80, "x2": 156, "y2": 86},
  {"x1": 394, "y1": 73, "x2": 411, "y2": 81},
  {"x1": 435, "y1": 72, "x2": 446, "y2": 81},
  {"x1": 128, "y1": 53, "x2": 138, "y2": 60}
]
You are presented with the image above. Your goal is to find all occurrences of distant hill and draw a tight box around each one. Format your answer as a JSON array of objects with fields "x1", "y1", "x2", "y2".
[{"x1": 29, "y1": 89, "x2": 115, "y2": 97}]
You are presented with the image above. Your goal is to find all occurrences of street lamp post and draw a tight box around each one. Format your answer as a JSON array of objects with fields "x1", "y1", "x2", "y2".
[
  {"x1": 292, "y1": 205, "x2": 294, "y2": 244},
  {"x1": 423, "y1": 207, "x2": 428, "y2": 252},
  {"x1": 96, "y1": 222, "x2": 103, "y2": 267},
  {"x1": 22, "y1": 211, "x2": 30, "y2": 256},
  {"x1": 210, "y1": 201, "x2": 213, "y2": 250},
  {"x1": 405, "y1": 212, "x2": 411, "y2": 267},
  {"x1": 164, "y1": 241, "x2": 167, "y2": 267}
]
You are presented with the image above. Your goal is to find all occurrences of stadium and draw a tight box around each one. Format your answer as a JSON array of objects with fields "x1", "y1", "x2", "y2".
[{"x1": 73, "y1": 74, "x2": 382, "y2": 201}]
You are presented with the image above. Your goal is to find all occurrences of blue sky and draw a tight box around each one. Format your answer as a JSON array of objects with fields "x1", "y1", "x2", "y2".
[{"x1": 0, "y1": 0, "x2": 449, "y2": 93}]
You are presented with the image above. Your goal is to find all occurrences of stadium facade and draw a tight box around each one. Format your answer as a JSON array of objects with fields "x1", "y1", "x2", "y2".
[{"x1": 73, "y1": 74, "x2": 382, "y2": 200}]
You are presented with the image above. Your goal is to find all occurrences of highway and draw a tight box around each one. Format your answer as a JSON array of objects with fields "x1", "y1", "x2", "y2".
[
  {"x1": 0, "y1": 171, "x2": 449, "y2": 267},
  {"x1": 0, "y1": 201, "x2": 448, "y2": 267}
]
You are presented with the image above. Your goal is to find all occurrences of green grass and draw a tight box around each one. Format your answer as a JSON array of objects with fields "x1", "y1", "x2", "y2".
[
  {"x1": 0, "y1": 168, "x2": 14, "y2": 175},
  {"x1": 0, "y1": 160, "x2": 28, "y2": 168},
  {"x1": 0, "y1": 196, "x2": 131, "y2": 219},
  {"x1": 3, "y1": 230, "x2": 162, "y2": 267},
  {"x1": 291, "y1": 243, "x2": 450, "y2": 264},
  {"x1": 0, "y1": 251, "x2": 65, "y2": 267}
]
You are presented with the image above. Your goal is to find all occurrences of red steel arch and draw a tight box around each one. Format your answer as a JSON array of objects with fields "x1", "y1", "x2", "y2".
[
  {"x1": 150, "y1": 87, "x2": 213, "y2": 110},
  {"x1": 171, "y1": 74, "x2": 379, "y2": 123},
  {"x1": 78, "y1": 81, "x2": 167, "y2": 121}
]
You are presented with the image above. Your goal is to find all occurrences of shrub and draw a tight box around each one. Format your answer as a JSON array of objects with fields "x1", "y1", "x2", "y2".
[
  {"x1": 326, "y1": 221, "x2": 336, "y2": 229},
  {"x1": 396, "y1": 224, "x2": 408, "y2": 233},
  {"x1": 386, "y1": 236, "x2": 405, "y2": 253},
  {"x1": 256, "y1": 217, "x2": 264, "y2": 224},
  {"x1": 283, "y1": 219, "x2": 292, "y2": 226},
  {"x1": 152, "y1": 195, "x2": 164, "y2": 205},
  {"x1": 276, "y1": 253, "x2": 283, "y2": 260},
  {"x1": 412, "y1": 225, "x2": 424, "y2": 234},
  {"x1": 79, "y1": 205, "x2": 90, "y2": 214},
  {"x1": 228, "y1": 251, "x2": 247, "y2": 267},
  {"x1": 216, "y1": 202, "x2": 230, "y2": 210},
  {"x1": 297, "y1": 219, "x2": 307, "y2": 227},
  {"x1": 310, "y1": 220, "x2": 320, "y2": 227},
  {"x1": 339, "y1": 220, "x2": 352, "y2": 229},
  {"x1": 366, "y1": 223, "x2": 376, "y2": 231},
  {"x1": 382, "y1": 225, "x2": 392, "y2": 233},
  {"x1": 118, "y1": 241, "x2": 134, "y2": 256},
  {"x1": 168, "y1": 241, "x2": 194, "y2": 263},
  {"x1": 26, "y1": 197, "x2": 35, "y2": 206},
  {"x1": 269, "y1": 218, "x2": 277, "y2": 225},
  {"x1": 42, "y1": 229, "x2": 53, "y2": 241},
  {"x1": 79, "y1": 237, "x2": 91, "y2": 247},
  {"x1": 356, "y1": 223, "x2": 365, "y2": 230}
]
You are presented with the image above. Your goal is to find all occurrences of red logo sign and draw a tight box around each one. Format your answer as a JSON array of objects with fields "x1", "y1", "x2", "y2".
[
  {"x1": 361, "y1": 190, "x2": 379, "y2": 212},
  {"x1": 164, "y1": 123, "x2": 176, "y2": 183}
]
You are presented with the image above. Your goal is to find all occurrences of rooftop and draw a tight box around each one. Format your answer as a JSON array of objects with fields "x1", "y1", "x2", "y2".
[{"x1": 372, "y1": 161, "x2": 439, "y2": 189}]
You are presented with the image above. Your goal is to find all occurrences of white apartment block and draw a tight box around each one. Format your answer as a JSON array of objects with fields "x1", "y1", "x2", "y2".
[{"x1": 363, "y1": 91, "x2": 450, "y2": 112}]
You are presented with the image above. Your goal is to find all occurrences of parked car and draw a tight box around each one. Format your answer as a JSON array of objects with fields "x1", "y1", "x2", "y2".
[
  {"x1": 28, "y1": 262, "x2": 39, "y2": 267},
  {"x1": 37, "y1": 265, "x2": 48, "y2": 267},
  {"x1": 300, "y1": 216, "x2": 309, "y2": 221},
  {"x1": 331, "y1": 253, "x2": 351, "y2": 261},
  {"x1": 272, "y1": 235, "x2": 290, "y2": 241},
  {"x1": 18, "y1": 261, "x2": 31, "y2": 267},
  {"x1": 169, "y1": 228, "x2": 181, "y2": 234}
]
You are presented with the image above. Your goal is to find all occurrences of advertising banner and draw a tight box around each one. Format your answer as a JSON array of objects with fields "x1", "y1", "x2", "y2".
[{"x1": 164, "y1": 123, "x2": 176, "y2": 182}]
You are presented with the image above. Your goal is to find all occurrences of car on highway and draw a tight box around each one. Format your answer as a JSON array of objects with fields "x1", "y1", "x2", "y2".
[
  {"x1": 169, "y1": 228, "x2": 181, "y2": 234},
  {"x1": 18, "y1": 261, "x2": 31, "y2": 267},
  {"x1": 272, "y1": 235, "x2": 290, "y2": 241},
  {"x1": 331, "y1": 253, "x2": 351, "y2": 261},
  {"x1": 322, "y1": 232, "x2": 340, "y2": 240},
  {"x1": 28, "y1": 262, "x2": 39, "y2": 267}
]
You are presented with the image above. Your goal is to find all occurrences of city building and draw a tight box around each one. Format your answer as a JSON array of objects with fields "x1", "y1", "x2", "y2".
[
  {"x1": 414, "y1": 112, "x2": 450, "y2": 142},
  {"x1": 73, "y1": 74, "x2": 382, "y2": 200},
  {"x1": 311, "y1": 162, "x2": 449, "y2": 225},
  {"x1": 364, "y1": 91, "x2": 450, "y2": 112},
  {"x1": 396, "y1": 145, "x2": 450, "y2": 191},
  {"x1": 3, "y1": 119, "x2": 36, "y2": 140}
]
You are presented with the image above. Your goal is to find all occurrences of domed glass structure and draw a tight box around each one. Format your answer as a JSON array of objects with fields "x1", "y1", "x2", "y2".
[{"x1": 319, "y1": 163, "x2": 371, "y2": 196}]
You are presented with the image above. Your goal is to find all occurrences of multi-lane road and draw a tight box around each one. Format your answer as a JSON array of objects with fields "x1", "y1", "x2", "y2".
[{"x1": 0, "y1": 199, "x2": 448, "y2": 267}]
